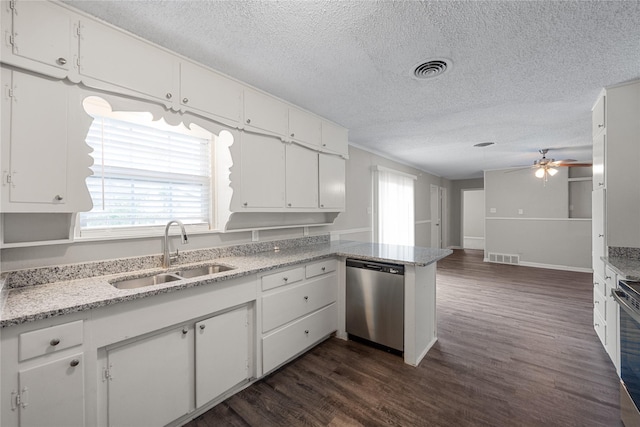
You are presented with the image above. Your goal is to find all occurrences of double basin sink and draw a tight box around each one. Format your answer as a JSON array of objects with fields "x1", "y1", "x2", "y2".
[{"x1": 111, "y1": 264, "x2": 235, "y2": 290}]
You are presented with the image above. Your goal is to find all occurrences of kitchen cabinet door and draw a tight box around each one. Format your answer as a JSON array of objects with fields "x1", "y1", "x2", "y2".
[
  {"x1": 592, "y1": 132, "x2": 605, "y2": 190},
  {"x1": 289, "y1": 107, "x2": 321, "y2": 147},
  {"x1": 592, "y1": 93, "x2": 605, "y2": 138},
  {"x1": 321, "y1": 121, "x2": 348, "y2": 156},
  {"x1": 243, "y1": 89, "x2": 288, "y2": 136},
  {"x1": 238, "y1": 133, "x2": 285, "y2": 208},
  {"x1": 107, "y1": 325, "x2": 193, "y2": 427},
  {"x1": 5, "y1": 0, "x2": 77, "y2": 74},
  {"x1": 592, "y1": 189, "x2": 606, "y2": 263},
  {"x1": 18, "y1": 354, "x2": 85, "y2": 427},
  {"x1": 180, "y1": 61, "x2": 243, "y2": 123},
  {"x1": 2, "y1": 70, "x2": 68, "y2": 208},
  {"x1": 286, "y1": 145, "x2": 318, "y2": 208},
  {"x1": 195, "y1": 306, "x2": 250, "y2": 407},
  {"x1": 319, "y1": 154, "x2": 346, "y2": 210},
  {"x1": 79, "y1": 19, "x2": 177, "y2": 104}
]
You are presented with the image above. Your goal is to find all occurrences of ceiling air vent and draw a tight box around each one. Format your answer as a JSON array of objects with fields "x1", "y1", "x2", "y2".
[{"x1": 413, "y1": 59, "x2": 450, "y2": 79}]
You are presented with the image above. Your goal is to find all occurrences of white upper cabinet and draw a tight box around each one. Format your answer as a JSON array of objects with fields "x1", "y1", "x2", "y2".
[
  {"x1": 78, "y1": 18, "x2": 178, "y2": 105},
  {"x1": 238, "y1": 133, "x2": 285, "y2": 208},
  {"x1": 286, "y1": 145, "x2": 319, "y2": 208},
  {"x1": 1, "y1": 0, "x2": 78, "y2": 77},
  {"x1": 592, "y1": 93, "x2": 605, "y2": 138},
  {"x1": 321, "y1": 121, "x2": 349, "y2": 156},
  {"x1": 179, "y1": 61, "x2": 243, "y2": 123},
  {"x1": 243, "y1": 89, "x2": 288, "y2": 136},
  {"x1": 319, "y1": 154, "x2": 346, "y2": 210},
  {"x1": 592, "y1": 132, "x2": 605, "y2": 190},
  {"x1": 288, "y1": 107, "x2": 322, "y2": 147}
]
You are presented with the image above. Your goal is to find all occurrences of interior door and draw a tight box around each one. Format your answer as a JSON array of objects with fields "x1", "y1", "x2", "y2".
[{"x1": 430, "y1": 184, "x2": 441, "y2": 248}]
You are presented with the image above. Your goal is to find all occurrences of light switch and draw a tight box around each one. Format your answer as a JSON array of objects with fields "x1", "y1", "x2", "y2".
[
  {"x1": 490, "y1": 208, "x2": 497, "y2": 213},
  {"x1": 518, "y1": 209, "x2": 524, "y2": 215}
]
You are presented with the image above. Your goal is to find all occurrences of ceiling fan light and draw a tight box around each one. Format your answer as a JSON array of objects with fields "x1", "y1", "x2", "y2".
[
  {"x1": 535, "y1": 168, "x2": 545, "y2": 178},
  {"x1": 548, "y1": 167, "x2": 558, "y2": 176}
]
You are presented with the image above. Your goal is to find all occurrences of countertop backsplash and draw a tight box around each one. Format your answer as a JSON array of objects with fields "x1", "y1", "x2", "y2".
[{"x1": 3, "y1": 235, "x2": 329, "y2": 289}]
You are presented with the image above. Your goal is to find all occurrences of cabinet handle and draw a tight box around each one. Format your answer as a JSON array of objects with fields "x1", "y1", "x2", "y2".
[
  {"x1": 199, "y1": 324, "x2": 206, "y2": 330},
  {"x1": 287, "y1": 203, "x2": 292, "y2": 207},
  {"x1": 321, "y1": 267, "x2": 326, "y2": 271},
  {"x1": 598, "y1": 124, "x2": 604, "y2": 128},
  {"x1": 304, "y1": 296, "x2": 309, "y2": 301},
  {"x1": 166, "y1": 93, "x2": 173, "y2": 99},
  {"x1": 598, "y1": 234, "x2": 604, "y2": 238},
  {"x1": 183, "y1": 97, "x2": 189, "y2": 103},
  {"x1": 54, "y1": 195, "x2": 63, "y2": 201},
  {"x1": 56, "y1": 57, "x2": 67, "y2": 65},
  {"x1": 605, "y1": 275, "x2": 612, "y2": 280},
  {"x1": 595, "y1": 300, "x2": 600, "y2": 304},
  {"x1": 595, "y1": 323, "x2": 600, "y2": 327},
  {"x1": 598, "y1": 182, "x2": 604, "y2": 187},
  {"x1": 283, "y1": 277, "x2": 288, "y2": 282},
  {"x1": 50, "y1": 338, "x2": 61, "y2": 346},
  {"x1": 243, "y1": 202, "x2": 248, "y2": 207},
  {"x1": 246, "y1": 118, "x2": 251, "y2": 124},
  {"x1": 304, "y1": 330, "x2": 309, "y2": 335},
  {"x1": 69, "y1": 359, "x2": 80, "y2": 367},
  {"x1": 594, "y1": 282, "x2": 599, "y2": 287},
  {"x1": 182, "y1": 327, "x2": 188, "y2": 335}
]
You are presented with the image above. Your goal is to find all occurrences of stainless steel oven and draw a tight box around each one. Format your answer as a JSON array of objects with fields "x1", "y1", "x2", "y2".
[{"x1": 612, "y1": 280, "x2": 640, "y2": 426}]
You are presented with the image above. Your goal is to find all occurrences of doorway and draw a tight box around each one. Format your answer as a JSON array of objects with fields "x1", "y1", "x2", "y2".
[
  {"x1": 462, "y1": 189, "x2": 485, "y2": 250},
  {"x1": 430, "y1": 185, "x2": 447, "y2": 248}
]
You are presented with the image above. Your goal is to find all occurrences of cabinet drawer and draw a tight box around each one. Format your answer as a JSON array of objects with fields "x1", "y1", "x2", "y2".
[
  {"x1": 593, "y1": 273, "x2": 606, "y2": 297},
  {"x1": 19, "y1": 320, "x2": 83, "y2": 361},
  {"x1": 306, "y1": 259, "x2": 337, "y2": 279},
  {"x1": 262, "y1": 303, "x2": 337, "y2": 374},
  {"x1": 261, "y1": 267, "x2": 305, "y2": 291},
  {"x1": 604, "y1": 265, "x2": 617, "y2": 290},
  {"x1": 262, "y1": 274, "x2": 337, "y2": 332},
  {"x1": 594, "y1": 310, "x2": 606, "y2": 345},
  {"x1": 594, "y1": 286, "x2": 606, "y2": 319}
]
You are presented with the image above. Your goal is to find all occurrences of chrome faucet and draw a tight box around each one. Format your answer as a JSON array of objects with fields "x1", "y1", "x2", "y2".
[{"x1": 163, "y1": 220, "x2": 189, "y2": 268}]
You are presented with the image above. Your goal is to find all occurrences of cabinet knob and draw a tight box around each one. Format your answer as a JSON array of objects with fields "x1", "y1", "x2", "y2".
[
  {"x1": 598, "y1": 124, "x2": 604, "y2": 128},
  {"x1": 243, "y1": 202, "x2": 248, "y2": 207},
  {"x1": 50, "y1": 338, "x2": 61, "y2": 346},
  {"x1": 56, "y1": 57, "x2": 67, "y2": 65},
  {"x1": 290, "y1": 133, "x2": 295, "y2": 138},
  {"x1": 304, "y1": 330, "x2": 309, "y2": 335},
  {"x1": 322, "y1": 143, "x2": 327, "y2": 147},
  {"x1": 283, "y1": 277, "x2": 288, "y2": 282},
  {"x1": 199, "y1": 324, "x2": 206, "y2": 330},
  {"x1": 166, "y1": 93, "x2": 173, "y2": 99},
  {"x1": 321, "y1": 267, "x2": 326, "y2": 271},
  {"x1": 183, "y1": 97, "x2": 189, "y2": 103},
  {"x1": 246, "y1": 118, "x2": 251, "y2": 124},
  {"x1": 304, "y1": 296, "x2": 309, "y2": 301},
  {"x1": 182, "y1": 327, "x2": 188, "y2": 335},
  {"x1": 54, "y1": 195, "x2": 63, "y2": 201},
  {"x1": 320, "y1": 204, "x2": 324, "y2": 208},
  {"x1": 288, "y1": 203, "x2": 292, "y2": 207},
  {"x1": 69, "y1": 359, "x2": 80, "y2": 367}
]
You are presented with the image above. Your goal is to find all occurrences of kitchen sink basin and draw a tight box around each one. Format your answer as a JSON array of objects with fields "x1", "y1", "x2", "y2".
[
  {"x1": 111, "y1": 273, "x2": 182, "y2": 290},
  {"x1": 174, "y1": 264, "x2": 235, "y2": 278}
]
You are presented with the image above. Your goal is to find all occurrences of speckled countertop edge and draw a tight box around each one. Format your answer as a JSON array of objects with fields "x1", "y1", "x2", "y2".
[
  {"x1": 602, "y1": 256, "x2": 640, "y2": 281},
  {"x1": 1, "y1": 240, "x2": 452, "y2": 328}
]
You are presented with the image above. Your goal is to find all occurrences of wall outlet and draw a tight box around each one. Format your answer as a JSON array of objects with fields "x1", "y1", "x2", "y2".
[
  {"x1": 489, "y1": 207, "x2": 497, "y2": 213},
  {"x1": 251, "y1": 230, "x2": 259, "y2": 242},
  {"x1": 518, "y1": 209, "x2": 524, "y2": 215}
]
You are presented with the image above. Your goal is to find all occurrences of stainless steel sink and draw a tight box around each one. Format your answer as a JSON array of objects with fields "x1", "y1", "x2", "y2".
[
  {"x1": 111, "y1": 273, "x2": 182, "y2": 289},
  {"x1": 175, "y1": 264, "x2": 234, "y2": 278}
]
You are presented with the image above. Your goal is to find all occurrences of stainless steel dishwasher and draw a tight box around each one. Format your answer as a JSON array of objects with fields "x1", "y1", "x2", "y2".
[{"x1": 346, "y1": 258, "x2": 404, "y2": 352}]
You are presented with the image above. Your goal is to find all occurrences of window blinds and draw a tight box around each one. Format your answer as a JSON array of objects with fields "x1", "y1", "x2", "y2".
[{"x1": 80, "y1": 116, "x2": 211, "y2": 230}]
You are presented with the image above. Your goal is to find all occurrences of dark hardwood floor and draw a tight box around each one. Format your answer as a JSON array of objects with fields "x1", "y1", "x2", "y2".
[{"x1": 185, "y1": 249, "x2": 621, "y2": 427}]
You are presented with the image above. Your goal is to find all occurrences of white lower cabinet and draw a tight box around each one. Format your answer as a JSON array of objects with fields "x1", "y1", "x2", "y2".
[
  {"x1": 260, "y1": 259, "x2": 338, "y2": 374},
  {"x1": 106, "y1": 325, "x2": 193, "y2": 427},
  {"x1": 17, "y1": 353, "x2": 85, "y2": 427},
  {"x1": 195, "y1": 306, "x2": 250, "y2": 407}
]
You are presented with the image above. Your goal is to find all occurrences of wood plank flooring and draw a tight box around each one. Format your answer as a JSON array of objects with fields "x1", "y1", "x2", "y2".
[{"x1": 185, "y1": 249, "x2": 621, "y2": 427}]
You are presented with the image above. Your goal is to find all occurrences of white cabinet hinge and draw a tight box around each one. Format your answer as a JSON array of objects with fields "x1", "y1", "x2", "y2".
[
  {"x1": 76, "y1": 26, "x2": 81, "y2": 36},
  {"x1": 7, "y1": 88, "x2": 13, "y2": 98},
  {"x1": 7, "y1": 34, "x2": 14, "y2": 46},
  {"x1": 10, "y1": 387, "x2": 28, "y2": 410},
  {"x1": 102, "y1": 365, "x2": 113, "y2": 382},
  {"x1": 9, "y1": 0, "x2": 15, "y2": 10}
]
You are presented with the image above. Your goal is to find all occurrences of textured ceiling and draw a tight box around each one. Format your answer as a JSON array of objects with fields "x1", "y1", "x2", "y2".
[{"x1": 63, "y1": 0, "x2": 640, "y2": 180}]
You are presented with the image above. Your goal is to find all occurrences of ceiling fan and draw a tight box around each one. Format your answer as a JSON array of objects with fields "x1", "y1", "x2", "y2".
[{"x1": 531, "y1": 148, "x2": 591, "y2": 180}]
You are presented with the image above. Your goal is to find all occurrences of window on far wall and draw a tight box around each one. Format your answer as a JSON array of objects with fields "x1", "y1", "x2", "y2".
[
  {"x1": 78, "y1": 96, "x2": 214, "y2": 238},
  {"x1": 375, "y1": 166, "x2": 416, "y2": 246}
]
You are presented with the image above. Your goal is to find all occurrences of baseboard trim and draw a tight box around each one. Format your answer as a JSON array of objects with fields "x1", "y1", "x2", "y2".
[{"x1": 517, "y1": 260, "x2": 592, "y2": 273}]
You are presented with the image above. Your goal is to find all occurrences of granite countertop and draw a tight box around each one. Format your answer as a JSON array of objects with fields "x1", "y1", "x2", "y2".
[
  {"x1": 0, "y1": 240, "x2": 451, "y2": 328},
  {"x1": 602, "y1": 256, "x2": 640, "y2": 281}
]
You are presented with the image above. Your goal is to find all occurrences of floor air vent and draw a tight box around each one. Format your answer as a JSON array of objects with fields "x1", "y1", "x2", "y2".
[{"x1": 488, "y1": 253, "x2": 520, "y2": 265}]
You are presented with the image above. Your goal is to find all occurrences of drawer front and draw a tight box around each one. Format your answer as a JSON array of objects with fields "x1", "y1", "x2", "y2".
[
  {"x1": 262, "y1": 303, "x2": 337, "y2": 374},
  {"x1": 262, "y1": 267, "x2": 305, "y2": 291},
  {"x1": 593, "y1": 273, "x2": 606, "y2": 297},
  {"x1": 594, "y1": 310, "x2": 606, "y2": 346},
  {"x1": 262, "y1": 274, "x2": 337, "y2": 333},
  {"x1": 20, "y1": 320, "x2": 84, "y2": 361},
  {"x1": 593, "y1": 285, "x2": 606, "y2": 319},
  {"x1": 604, "y1": 265, "x2": 617, "y2": 290},
  {"x1": 306, "y1": 259, "x2": 337, "y2": 279}
]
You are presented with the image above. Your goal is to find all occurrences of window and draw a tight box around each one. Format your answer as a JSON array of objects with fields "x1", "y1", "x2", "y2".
[
  {"x1": 375, "y1": 166, "x2": 416, "y2": 246},
  {"x1": 78, "y1": 97, "x2": 214, "y2": 237}
]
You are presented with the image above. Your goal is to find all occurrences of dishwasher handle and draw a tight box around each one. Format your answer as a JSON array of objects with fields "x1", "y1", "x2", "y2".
[{"x1": 346, "y1": 258, "x2": 404, "y2": 275}]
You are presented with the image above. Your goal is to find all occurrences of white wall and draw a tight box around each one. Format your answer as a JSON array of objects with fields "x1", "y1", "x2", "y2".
[
  {"x1": 484, "y1": 167, "x2": 592, "y2": 271},
  {"x1": 463, "y1": 189, "x2": 485, "y2": 250}
]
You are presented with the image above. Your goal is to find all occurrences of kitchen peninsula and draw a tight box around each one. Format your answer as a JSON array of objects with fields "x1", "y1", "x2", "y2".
[{"x1": 1, "y1": 237, "x2": 451, "y2": 427}]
